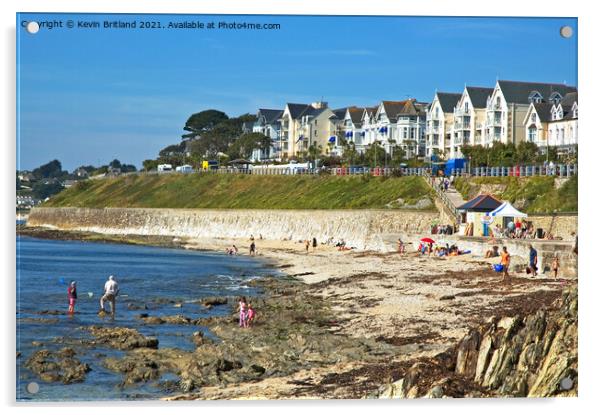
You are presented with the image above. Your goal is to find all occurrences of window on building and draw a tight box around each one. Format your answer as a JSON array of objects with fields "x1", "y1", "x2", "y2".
[
  {"x1": 464, "y1": 101, "x2": 469, "y2": 112},
  {"x1": 528, "y1": 91, "x2": 543, "y2": 104},
  {"x1": 550, "y1": 92, "x2": 562, "y2": 105},
  {"x1": 528, "y1": 126, "x2": 537, "y2": 142},
  {"x1": 531, "y1": 113, "x2": 536, "y2": 123}
]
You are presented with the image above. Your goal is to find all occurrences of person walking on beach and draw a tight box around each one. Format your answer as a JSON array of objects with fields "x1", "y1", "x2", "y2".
[
  {"x1": 304, "y1": 239, "x2": 310, "y2": 253},
  {"x1": 312, "y1": 237, "x2": 318, "y2": 251},
  {"x1": 67, "y1": 281, "x2": 77, "y2": 315},
  {"x1": 552, "y1": 255, "x2": 560, "y2": 279},
  {"x1": 237, "y1": 296, "x2": 248, "y2": 328},
  {"x1": 249, "y1": 240, "x2": 256, "y2": 256},
  {"x1": 528, "y1": 244, "x2": 538, "y2": 276},
  {"x1": 100, "y1": 275, "x2": 119, "y2": 316},
  {"x1": 500, "y1": 246, "x2": 511, "y2": 282},
  {"x1": 397, "y1": 238, "x2": 404, "y2": 254}
]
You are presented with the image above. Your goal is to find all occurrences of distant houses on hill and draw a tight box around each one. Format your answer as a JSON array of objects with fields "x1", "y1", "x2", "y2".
[{"x1": 245, "y1": 79, "x2": 578, "y2": 162}]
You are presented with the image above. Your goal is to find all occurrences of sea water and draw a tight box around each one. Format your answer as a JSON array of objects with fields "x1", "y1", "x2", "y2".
[{"x1": 16, "y1": 236, "x2": 278, "y2": 401}]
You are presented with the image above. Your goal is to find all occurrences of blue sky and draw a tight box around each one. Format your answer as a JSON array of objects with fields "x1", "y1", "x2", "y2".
[{"x1": 17, "y1": 14, "x2": 577, "y2": 171}]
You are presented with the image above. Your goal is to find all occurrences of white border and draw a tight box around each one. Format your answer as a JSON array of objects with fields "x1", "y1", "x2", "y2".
[{"x1": 2, "y1": 1, "x2": 600, "y2": 414}]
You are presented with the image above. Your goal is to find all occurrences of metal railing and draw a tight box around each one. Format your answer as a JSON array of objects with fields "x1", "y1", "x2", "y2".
[
  {"x1": 450, "y1": 164, "x2": 577, "y2": 178},
  {"x1": 98, "y1": 163, "x2": 577, "y2": 180},
  {"x1": 421, "y1": 170, "x2": 461, "y2": 224}
]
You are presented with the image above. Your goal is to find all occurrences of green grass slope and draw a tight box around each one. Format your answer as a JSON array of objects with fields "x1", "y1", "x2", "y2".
[
  {"x1": 453, "y1": 175, "x2": 577, "y2": 214},
  {"x1": 45, "y1": 174, "x2": 435, "y2": 210}
]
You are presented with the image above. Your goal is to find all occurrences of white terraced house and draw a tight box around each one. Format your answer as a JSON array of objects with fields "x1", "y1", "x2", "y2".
[
  {"x1": 523, "y1": 91, "x2": 578, "y2": 154},
  {"x1": 342, "y1": 107, "x2": 367, "y2": 153},
  {"x1": 451, "y1": 86, "x2": 494, "y2": 158},
  {"x1": 426, "y1": 92, "x2": 462, "y2": 159},
  {"x1": 484, "y1": 80, "x2": 577, "y2": 147},
  {"x1": 394, "y1": 100, "x2": 428, "y2": 158},
  {"x1": 251, "y1": 108, "x2": 283, "y2": 161},
  {"x1": 360, "y1": 106, "x2": 379, "y2": 148},
  {"x1": 362, "y1": 100, "x2": 428, "y2": 158}
]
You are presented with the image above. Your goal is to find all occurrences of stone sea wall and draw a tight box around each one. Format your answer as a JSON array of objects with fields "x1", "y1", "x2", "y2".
[
  {"x1": 528, "y1": 214, "x2": 577, "y2": 241},
  {"x1": 27, "y1": 207, "x2": 440, "y2": 251}
]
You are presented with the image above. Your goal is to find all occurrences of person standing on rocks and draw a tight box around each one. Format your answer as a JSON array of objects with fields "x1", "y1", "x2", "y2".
[
  {"x1": 500, "y1": 246, "x2": 511, "y2": 282},
  {"x1": 238, "y1": 296, "x2": 248, "y2": 328},
  {"x1": 67, "y1": 281, "x2": 77, "y2": 315},
  {"x1": 100, "y1": 275, "x2": 119, "y2": 317}
]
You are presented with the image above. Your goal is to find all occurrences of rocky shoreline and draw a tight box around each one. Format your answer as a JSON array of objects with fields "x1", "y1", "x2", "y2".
[{"x1": 17, "y1": 226, "x2": 577, "y2": 399}]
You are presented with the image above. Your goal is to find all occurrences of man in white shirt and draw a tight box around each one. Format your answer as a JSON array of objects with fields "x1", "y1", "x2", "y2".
[{"x1": 100, "y1": 275, "x2": 119, "y2": 316}]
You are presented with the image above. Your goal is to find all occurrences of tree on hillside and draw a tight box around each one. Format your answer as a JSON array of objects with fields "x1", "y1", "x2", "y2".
[
  {"x1": 32, "y1": 180, "x2": 64, "y2": 200},
  {"x1": 109, "y1": 159, "x2": 122, "y2": 169},
  {"x1": 307, "y1": 143, "x2": 323, "y2": 162},
  {"x1": 515, "y1": 141, "x2": 539, "y2": 164},
  {"x1": 142, "y1": 159, "x2": 159, "y2": 172},
  {"x1": 182, "y1": 110, "x2": 229, "y2": 140},
  {"x1": 32, "y1": 159, "x2": 64, "y2": 179},
  {"x1": 159, "y1": 142, "x2": 186, "y2": 157},
  {"x1": 228, "y1": 133, "x2": 271, "y2": 159}
]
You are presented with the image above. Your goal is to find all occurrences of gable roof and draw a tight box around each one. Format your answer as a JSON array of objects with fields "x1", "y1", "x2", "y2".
[
  {"x1": 286, "y1": 103, "x2": 312, "y2": 119},
  {"x1": 381, "y1": 100, "x2": 411, "y2": 120},
  {"x1": 436, "y1": 92, "x2": 462, "y2": 113},
  {"x1": 331, "y1": 108, "x2": 347, "y2": 121},
  {"x1": 497, "y1": 80, "x2": 577, "y2": 105},
  {"x1": 347, "y1": 107, "x2": 365, "y2": 125},
  {"x1": 466, "y1": 87, "x2": 494, "y2": 108},
  {"x1": 458, "y1": 194, "x2": 503, "y2": 212},
  {"x1": 532, "y1": 103, "x2": 554, "y2": 123},
  {"x1": 561, "y1": 91, "x2": 578, "y2": 109},
  {"x1": 257, "y1": 109, "x2": 283, "y2": 124}
]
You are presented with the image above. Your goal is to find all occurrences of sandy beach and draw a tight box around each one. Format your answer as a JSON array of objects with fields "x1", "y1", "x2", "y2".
[{"x1": 170, "y1": 235, "x2": 572, "y2": 399}]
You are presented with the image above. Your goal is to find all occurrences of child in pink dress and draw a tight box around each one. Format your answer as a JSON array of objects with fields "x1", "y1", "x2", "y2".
[{"x1": 238, "y1": 296, "x2": 247, "y2": 328}]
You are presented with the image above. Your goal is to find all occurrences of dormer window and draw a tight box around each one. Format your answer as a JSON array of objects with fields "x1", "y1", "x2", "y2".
[
  {"x1": 573, "y1": 104, "x2": 578, "y2": 118},
  {"x1": 549, "y1": 92, "x2": 562, "y2": 105},
  {"x1": 528, "y1": 91, "x2": 543, "y2": 104}
]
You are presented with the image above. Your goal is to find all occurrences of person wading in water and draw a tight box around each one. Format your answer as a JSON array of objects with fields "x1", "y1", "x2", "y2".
[
  {"x1": 67, "y1": 281, "x2": 77, "y2": 315},
  {"x1": 100, "y1": 275, "x2": 119, "y2": 317}
]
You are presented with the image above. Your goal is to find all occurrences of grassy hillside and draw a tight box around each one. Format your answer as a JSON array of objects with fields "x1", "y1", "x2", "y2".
[
  {"x1": 453, "y1": 176, "x2": 577, "y2": 214},
  {"x1": 45, "y1": 174, "x2": 435, "y2": 210}
]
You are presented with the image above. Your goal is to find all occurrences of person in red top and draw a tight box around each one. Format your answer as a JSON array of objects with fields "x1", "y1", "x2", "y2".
[
  {"x1": 67, "y1": 281, "x2": 77, "y2": 314},
  {"x1": 515, "y1": 219, "x2": 522, "y2": 237}
]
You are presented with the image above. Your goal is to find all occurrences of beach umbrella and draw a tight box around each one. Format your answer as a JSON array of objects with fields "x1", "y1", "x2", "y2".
[{"x1": 420, "y1": 237, "x2": 435, "y2": 244}]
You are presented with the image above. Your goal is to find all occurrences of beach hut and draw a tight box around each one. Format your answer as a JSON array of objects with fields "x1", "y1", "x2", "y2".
[
  {"x1": 457, "y1": 194, "x2": 503, "y2": 236},
  {"x1": 488, "y1": 201, "x2": 528, "y2": 230}
]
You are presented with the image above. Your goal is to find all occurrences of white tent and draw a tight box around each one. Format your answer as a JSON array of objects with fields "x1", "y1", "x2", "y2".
[{"x1": 488, "y1": 202, "x2": 528, "y2": 218}]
